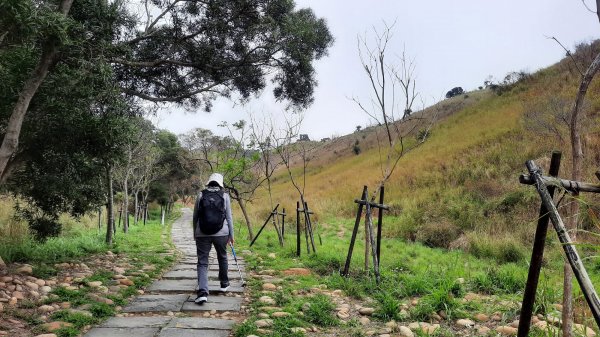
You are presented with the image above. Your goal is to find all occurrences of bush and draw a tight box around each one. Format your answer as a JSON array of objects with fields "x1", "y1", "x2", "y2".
[
  {"x1": 29, "y1": 217, "x2": 62, "y2": 241},
  {"x1": 352, "y1": 140, "x2": 361, "y2": 155},
  {"x1": 468, "y1": 235, "x2": 526, "y2": 263},
  {"x1": 416, "y1": 220, "x2": 461, "y2": 249}
]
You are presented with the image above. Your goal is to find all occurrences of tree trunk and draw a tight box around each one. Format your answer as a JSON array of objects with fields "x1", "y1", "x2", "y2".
[
  {"x1": 232, "y1": 189, "x2": 254, "y2": 240},
  {"x1": 562, "y1": 48, "x2": 600, "y2": 337},
  {"x1": 0, "y1": 0, "x2": 74, "y2": 181},
  {"x1": 134, "y1": 190, "x2": 139, "y2": 225},
  {"x1": 123, "y1": 177, "x2": 129, "y2": 233},
  {"x1": 105, "y1": 165, "x2": 115, "y2": 245},
  {"x1": 161, "y1": 205, "x2": 165, "y2": 226}
]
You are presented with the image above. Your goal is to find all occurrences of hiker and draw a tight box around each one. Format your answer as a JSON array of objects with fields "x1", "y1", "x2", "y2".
[{"x1": 192, "y1": 173, "x2": 234, "y2": 304}]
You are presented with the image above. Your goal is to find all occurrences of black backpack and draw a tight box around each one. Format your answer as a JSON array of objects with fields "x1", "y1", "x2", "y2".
[{"x1": 197, "y1": 189, "x2": 226, "y2": 235}]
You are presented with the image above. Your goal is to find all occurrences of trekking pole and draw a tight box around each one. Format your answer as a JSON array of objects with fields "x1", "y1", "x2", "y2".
[{"x1": 229, "y1": 243, "x2": 246, "y2": 287}]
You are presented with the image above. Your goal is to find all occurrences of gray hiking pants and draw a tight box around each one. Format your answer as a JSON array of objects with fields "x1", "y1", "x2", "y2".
[{"x1": 195, "y1": 235, "x2": 229, "y2": 296}]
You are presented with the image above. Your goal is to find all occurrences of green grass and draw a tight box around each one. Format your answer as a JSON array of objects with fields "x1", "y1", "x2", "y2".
[
  {"x1": 2, "y1": 206, "x2": 182, "y2": 337},
  {"x1": 303, "y1": 294, "x2": 338, "y2": 327},
  {"x1": 233, "y1": 216, "x2": 599, "y2": 335}
]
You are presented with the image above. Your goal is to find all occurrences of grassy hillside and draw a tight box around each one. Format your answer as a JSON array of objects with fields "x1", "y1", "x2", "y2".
[{"x1": 243, "y1": 43, "x2": 600, "y2": 264}]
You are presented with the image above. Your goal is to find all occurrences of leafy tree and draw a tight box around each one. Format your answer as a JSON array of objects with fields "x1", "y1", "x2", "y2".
[
  {"x1": 445, "y1": 86, "x2": 464, "y2": 99},
  {"x1": 0, "y1": 0, "x2": 334, "y2": 181}
]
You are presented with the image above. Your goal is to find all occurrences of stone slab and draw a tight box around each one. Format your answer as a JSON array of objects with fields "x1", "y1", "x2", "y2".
[
  {"x1": 181, "y1": 296, "x2": 242, "y2": 312},
  {"x1": 167, "y1": 317, "x2": 234, "y2": 330},
  {"x1": 100, "y1": 316, "x2": 172, "y2": 328},
  {"x1": 122, "y1": 294, "x2": 189, "y2": 313},
  {"x1": 163, "y1": 270, "x2": 241, "y2": 280},
  {"x1": 84, "y1": 328, "x2": 159, "y2": 337},
  {"x1": 157, "y1": 328, "x2": 229, "y2": 337},
  {"x1": 172, "y1": 263, "x2": 245, "y2": 271},
  {"x1": 147, "y1": 279, "x2": 244, "y2": 293}
]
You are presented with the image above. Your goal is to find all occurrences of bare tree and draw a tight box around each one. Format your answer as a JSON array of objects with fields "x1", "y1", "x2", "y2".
[
  {"x1": 563, "y1": 42, "x2": 600, "y2": 337},
  {"x1": 351, "y1": 22, "x2": 436, "y2": 270},
  {"x1": 180, "y1": 123, "x2": 264, "y2": 240},
  {"x1": 545, "y1": 6, "x2": 600, "y2": 335}
]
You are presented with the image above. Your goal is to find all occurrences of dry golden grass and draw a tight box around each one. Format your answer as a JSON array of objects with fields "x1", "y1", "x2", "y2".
[{"x1": 236, "y1": 53, "x2": 600, "y2": 260}]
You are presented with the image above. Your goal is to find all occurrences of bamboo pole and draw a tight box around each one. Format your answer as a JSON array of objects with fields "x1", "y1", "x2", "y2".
[
  {"x1": 518, "y1": 151, "x2": 562, "y2": 337},
  {"x1": 527, "y1": 160, "x2": 600, "y2": 326},
  {"x1": 519, "y1": 174, "x2": 600, "y2": 194}
]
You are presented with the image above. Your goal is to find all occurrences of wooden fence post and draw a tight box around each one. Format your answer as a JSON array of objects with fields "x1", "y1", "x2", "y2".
[
  {"x1": 281, "y1": 208, "x2": 286, "y2": 240},
  {"x1": 249, "y1": 204, "x2": 279, "y2": 247},
  {"x1": 296, "y1": 201, "x2": 301, "y2": 257},
  {"x1": 304, "y1": 201, "x2": 317, "y2": 253},
  {"x1": 342, "y1": 186, "x2": 368, "y2": 276},
  {"x1": 376, "y1": 186, "x2": 385, "y2": 265},
  {"x1": 518, "y1": 151, "x2": 561, "y2": 337},
  {"x1": 527, "y1": 160, "x2": 600, "y2": 326}
]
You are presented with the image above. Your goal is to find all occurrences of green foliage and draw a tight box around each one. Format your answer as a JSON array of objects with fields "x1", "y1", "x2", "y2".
[
  {"x1": 50, "y1": 310, "x2": 97, "y2": 328},
  {"x1": 303, "y1": 294, "x2": 338, "y2": 327},
  {"x1": 472, "y1": 264, "x2": 526, "y2": 294},
  {"x1": 233, "y1": 319, "x2": 258, "y2": 337},
  {"x1": 89, "y1": 303, "x2": 115, "y2": 318},
  {"x1": 372, "y1": 291, "x2": 401, "y2": 321},
  {"x1": 352, "y1": 139, "x2": 361, "y2": 155},
  {"x1": 32, "y1": 264, "x2": 58, "y2": 279},
  {"x1": 0, "y1": 232, "x2": 106, "y2": 264}
]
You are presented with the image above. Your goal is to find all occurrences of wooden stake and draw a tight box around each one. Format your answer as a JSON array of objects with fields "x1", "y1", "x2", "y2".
[
  {"x1": 376, "y1": 186, "x2": 385, "y2": 265},
  {"x1": 364, "y1": 188, "x2": 370, "y2": 271},
  {"x1": 304, "y1": 202, "x2": 317, "y2": 253},
  {"x1": 518, "y1": 151, "x2": 561, "y2": 337},
  {"x1": 342, "y1": 186, "x2": 367, "y2": 276},
  {"x1": 527, "y1": 160, "x2": 600, "y2": 326},
  {"x1": 296, "y1": 202, "x2": 301, "y2": 256},
  {"x1": 365, "y1": 202, "x2": 380, "y2": 283},
  {"x1": 281, "y1": 208, "x2": 286, "y2": 240},
  {"x1": 249, "y1": 204, "x2": 279, "y2": 247}
]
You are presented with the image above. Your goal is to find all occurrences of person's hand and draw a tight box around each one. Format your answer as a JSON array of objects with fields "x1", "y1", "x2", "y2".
[{"x1": 228, "y1": 237, "x2": 234, "y2": 246}]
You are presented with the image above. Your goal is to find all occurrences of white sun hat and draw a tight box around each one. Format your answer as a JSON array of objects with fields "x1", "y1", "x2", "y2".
[{"x1": 206, "y1": 173, "x2": 224, "y2": 188}]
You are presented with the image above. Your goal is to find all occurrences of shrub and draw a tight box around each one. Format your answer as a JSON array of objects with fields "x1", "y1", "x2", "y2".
[
  {"x1": 352, "y1": 140, "x2": 361, "y2": 155},
  {"x1": 468, "y1": 234, "x2": 526, "y2": 263},
  {"x1": 416, "y1": 220, "x2": 461, "y2": 249}
]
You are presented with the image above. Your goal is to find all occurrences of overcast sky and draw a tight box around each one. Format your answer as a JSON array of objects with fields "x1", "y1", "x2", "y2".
[{"x1": 151, "y1": 1, "x2": 600, "y2": 140}]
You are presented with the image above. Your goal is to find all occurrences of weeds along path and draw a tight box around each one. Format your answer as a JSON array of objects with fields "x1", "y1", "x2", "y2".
[{"x1": 84, "y1": 208, "x2": 246, "y2": 337}]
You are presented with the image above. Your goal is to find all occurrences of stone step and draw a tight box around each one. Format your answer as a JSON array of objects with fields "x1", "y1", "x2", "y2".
[
  {"x1": 122, "y1": 294, "x2": 189, "y2": 313},
  {"x1": 147, "y1": 279, "x2": 245, "y2": 294},
  {"x1": 85, "y1": 317, "x2": 234, "y2": 337},
  {"x1": 171, "y1": 263, "x2": 245, "y2": 271},
  {"x1": 181, "y1": 295, "x2": 242, "y2": 312},
  {"x1": 123, "y1": 294, "x2": 243, "y2": 313},
  {"x1": 163, "y1": 270, "x2": 242, "y2": 280}
]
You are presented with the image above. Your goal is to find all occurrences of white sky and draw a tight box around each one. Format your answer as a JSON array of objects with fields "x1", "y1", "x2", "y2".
[{"x1": 151, "y1": 1, "x2": 600, "y2": 140}]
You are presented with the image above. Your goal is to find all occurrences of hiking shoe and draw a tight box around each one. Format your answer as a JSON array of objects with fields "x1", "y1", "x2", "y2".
[
  {"x1": 220, "y1": 285, "x2": 230, "y2": 292},
  {"x1": 194, "y1": 296, "x2": 207, "y2": 305}
]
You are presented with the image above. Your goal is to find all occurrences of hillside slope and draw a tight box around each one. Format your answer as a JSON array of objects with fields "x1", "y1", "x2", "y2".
[{"x1": 245, "y1": 45, "x2": 600, "y2": 263}]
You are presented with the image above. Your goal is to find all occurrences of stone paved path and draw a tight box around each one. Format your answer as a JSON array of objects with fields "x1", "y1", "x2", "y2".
[{"x1": 84, "y1": 208, "x2": 245, "y2": 337}]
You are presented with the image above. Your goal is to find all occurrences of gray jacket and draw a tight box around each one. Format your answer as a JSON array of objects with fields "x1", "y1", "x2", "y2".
[{"x1": 192, "y1": 188, "x2": 234, "y2": 239}]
